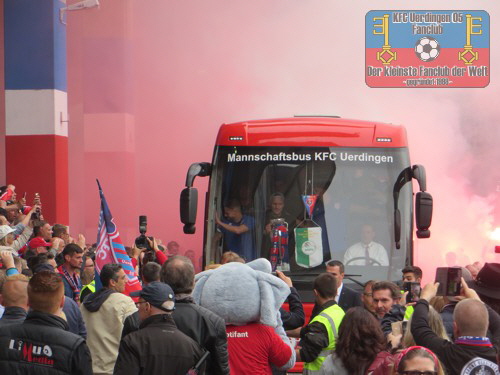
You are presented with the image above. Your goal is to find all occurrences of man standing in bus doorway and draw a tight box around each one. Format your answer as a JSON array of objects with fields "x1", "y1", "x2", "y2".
[
  {"x1": 343, "y1": 224, "x2": 389, "y2": 266},
  {"x1": 215, "y1": 199, "x2": 256, "y2": 261},
  {"x1": 262, "y1": 192, "x2": 296, "y2": 262}
]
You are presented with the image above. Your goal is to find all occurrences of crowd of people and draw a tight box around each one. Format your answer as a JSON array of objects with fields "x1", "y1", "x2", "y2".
[{"x1": 0, "y1": 183, "x2": 499, "y2": 375}]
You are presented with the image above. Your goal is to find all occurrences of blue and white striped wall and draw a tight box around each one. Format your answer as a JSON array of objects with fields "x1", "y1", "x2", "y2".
[{"x1": 4, "y1": 0, "x2": 69, "y2": 223}]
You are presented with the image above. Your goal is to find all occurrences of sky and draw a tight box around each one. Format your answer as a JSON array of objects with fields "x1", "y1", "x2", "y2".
[{"x1": 66, "y1": 0, "x2": 499, "y2": 277}]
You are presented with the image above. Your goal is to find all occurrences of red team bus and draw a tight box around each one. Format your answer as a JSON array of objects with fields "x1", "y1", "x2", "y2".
[
  {"x1": 181, "y1": 116, "x2": 432, "y2": 281},
  {"x1": 180, "y1": 116, "x2": 433, "y2": 368}
]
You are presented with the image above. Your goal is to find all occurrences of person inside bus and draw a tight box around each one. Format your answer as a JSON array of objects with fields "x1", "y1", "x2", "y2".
[
  {"x1": 214, "y1": 199, "x2": 256, "y2": 261},
  {"x1": 261, "y1": 192, "x2": 296, "y2": 261},
  {"x1": 343, "y1": 224, "x2": 389, "y2": 266}
]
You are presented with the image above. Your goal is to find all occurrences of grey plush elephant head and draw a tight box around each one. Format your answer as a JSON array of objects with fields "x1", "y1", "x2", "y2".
[{"x1": 193, "y1": 259, "x2": 290, "y2": 326}]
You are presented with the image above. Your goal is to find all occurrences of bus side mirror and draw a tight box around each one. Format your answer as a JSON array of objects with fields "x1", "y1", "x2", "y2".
[
  {"x1": 412, "y1": 165, "x2": 427, "y2": 192},
  {"x1": 416, "y1": 192, "x2": 432, "y2": 238},
  {"x1": 180, "y1": 187, "x2": 198, "y2": 234},
  {"x1": 394, "y1": 209, "x2": 401, "y2": 249}
]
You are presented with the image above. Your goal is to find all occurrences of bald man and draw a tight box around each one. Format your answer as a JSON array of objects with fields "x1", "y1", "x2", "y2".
[
  {"x1": 0, "y1": 274, "x2": 29, "y2": 326},
  {"x1": 454, "y1": 299, "x2": 489, "y2": 337},
  {"x1": 411, "y1": 278, "x2": 500, "y2": 375}
]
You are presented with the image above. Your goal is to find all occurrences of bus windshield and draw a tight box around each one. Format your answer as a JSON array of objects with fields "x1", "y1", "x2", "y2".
[{"x1": 206, "y1": 145, "x2": 413, "y2": 284}]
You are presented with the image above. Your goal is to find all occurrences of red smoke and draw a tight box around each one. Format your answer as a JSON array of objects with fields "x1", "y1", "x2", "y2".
[{"x1": 66, "y1": 1, "x2": 499, "y2": 275}]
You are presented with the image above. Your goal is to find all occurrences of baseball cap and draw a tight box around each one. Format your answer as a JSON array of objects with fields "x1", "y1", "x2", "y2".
[
  {"x1": 28, "y1": 237, "x2": 51, "y2": 249},
  {"x1": 130, "y1": 281, "x2": 175, "y2": 312},
  {"x1": 0, "y1": 225, "x2": 14, "y2": 240},
  {"x1": 21, "y1": 206, "x2": 32, "y2": 215}
]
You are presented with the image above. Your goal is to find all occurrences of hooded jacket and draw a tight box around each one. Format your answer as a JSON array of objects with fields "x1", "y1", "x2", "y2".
[{"x1": 80, "y1": 288, "x2": 136, "y2": 375}]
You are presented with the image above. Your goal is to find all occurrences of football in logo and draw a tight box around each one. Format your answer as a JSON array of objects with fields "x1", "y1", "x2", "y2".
[
  {"x1": 414, "y1": 36, "x2": 441, "y2": 62},
  {"x1": 301, "y1": 241, "x2": 317, "y2": 255}
]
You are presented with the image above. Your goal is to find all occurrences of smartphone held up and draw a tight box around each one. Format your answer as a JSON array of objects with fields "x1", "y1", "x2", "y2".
[
  {"x1": 403, "y1": 282, "x2": 421, "y2": 302},
  {"x1": 435, "y1": 267, "x2": 462, "y2": 296},
  {"x1": 31, "y1": 193, "x2": 42, "y2": 220}
]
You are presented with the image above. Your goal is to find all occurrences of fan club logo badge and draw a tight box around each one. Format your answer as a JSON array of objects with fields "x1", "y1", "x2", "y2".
[{"x1": 365, "y1": 10, "x2": 490, "y2": 88}]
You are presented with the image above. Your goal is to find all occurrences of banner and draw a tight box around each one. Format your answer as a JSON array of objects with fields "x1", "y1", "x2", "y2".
[
  {"x1": 295, "y1": 226, "x2": 323, "y2": 268},
  {"x1": 366, "y1": 10, "x2": 490, "y2": 88},
  {"x1": 301, "y1": 195, "x2": 318, "y2": 218},
  {"x1": 95, "y1": 180, "x2": 141, "y2": 295}
]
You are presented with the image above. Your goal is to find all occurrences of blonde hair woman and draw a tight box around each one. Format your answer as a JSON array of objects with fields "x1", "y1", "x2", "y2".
[{"x1": 403, "y1": 306, "x2": 449, "y2": 348}]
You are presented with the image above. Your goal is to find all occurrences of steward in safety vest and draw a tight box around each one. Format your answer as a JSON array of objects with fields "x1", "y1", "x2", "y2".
[
  {"x1": 79, "y1": 256, "x2": 97, "y2": 303},
  {"x1": 80, "y1": 279, "x2": 96, "y2": 302},
  {"x1": 297, "y1": 273, "x2": 345, "y2": 375}
]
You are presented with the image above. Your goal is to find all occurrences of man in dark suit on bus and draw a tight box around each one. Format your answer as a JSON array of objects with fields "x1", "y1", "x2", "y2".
[
  {"x1": 310, "y1": 260, "x2": 362, "y2": 320},
  {"x1": 325, "y1": 260, "x2": 362, "y2": 312}
]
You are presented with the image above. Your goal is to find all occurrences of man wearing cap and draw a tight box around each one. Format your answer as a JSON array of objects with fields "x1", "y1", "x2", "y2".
[
  {"x1": 27, "y1": 221, "x2": 64, "y2": 257},
  {"x1": 468, "y1": 263, "x2": 500, "y2": 315},
  {"x1": 0, "y1": 204, "x2": 40, "y2": 256},
  {"x1": 114, "y1": 282, "x2": 205, "y2": 375},
  {"x1": 0, "y1": 191, "x2": 36, "y2": 238}
]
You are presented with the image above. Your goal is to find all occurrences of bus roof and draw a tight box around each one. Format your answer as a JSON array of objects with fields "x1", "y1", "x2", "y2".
[{"x1": 216, "y1": 117, "x2": 408, "y2": 148}]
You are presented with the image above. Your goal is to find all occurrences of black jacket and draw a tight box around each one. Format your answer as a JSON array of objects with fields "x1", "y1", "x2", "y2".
[
  {"x1": 0, "y1": 310, "x2": 92, "y2": 375},
  {"x1": 380, "y1": 304, "x2": 406, "y2": 335},
  {"x1": 0, "y1": 306, "x2": 27, "y2": 327},
  {"x1": 440, "y1": 303, "x2": 456, "y2": 340},
  {"x1": 122, "y1": 295, "x2": 229, "y2": 375},
  {"x1": 280, "y1": 286, "x2": 305, "y2": 331},
  {"x1": 411, "y1": 299, "x2": 500, "y2": 375},
  {"x1": 114, "y1": 313, "x2": 205, "y2": 375},
  {"x1": 300, "y1": 300, "x2": 337, "y2": 363},
  {"x1": 337, "y1": 285, "x2": 362, "y2": 312}
]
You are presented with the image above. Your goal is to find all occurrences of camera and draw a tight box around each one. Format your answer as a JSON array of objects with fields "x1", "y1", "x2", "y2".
[{"x1": 135, "y1": 215, "x2": 153, "y2": 252}]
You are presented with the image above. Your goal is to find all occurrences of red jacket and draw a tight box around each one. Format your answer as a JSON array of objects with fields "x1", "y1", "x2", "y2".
[
  {"x1": 226, "y1": 323, "x2": 292, "y2": 375},
  {"x1": 367, "y1": 351, "x2": 395, "y2": 375}
]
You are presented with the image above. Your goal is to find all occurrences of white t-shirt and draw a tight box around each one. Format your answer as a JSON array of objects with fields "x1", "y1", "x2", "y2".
[{"x1": 343, "y1": 241, "x2": 389, "y2": 266}]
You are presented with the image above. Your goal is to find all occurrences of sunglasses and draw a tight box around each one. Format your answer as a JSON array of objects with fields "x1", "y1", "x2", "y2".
[{"x1": 399, "y1": 372, "x2": 437, "y2": 375}]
